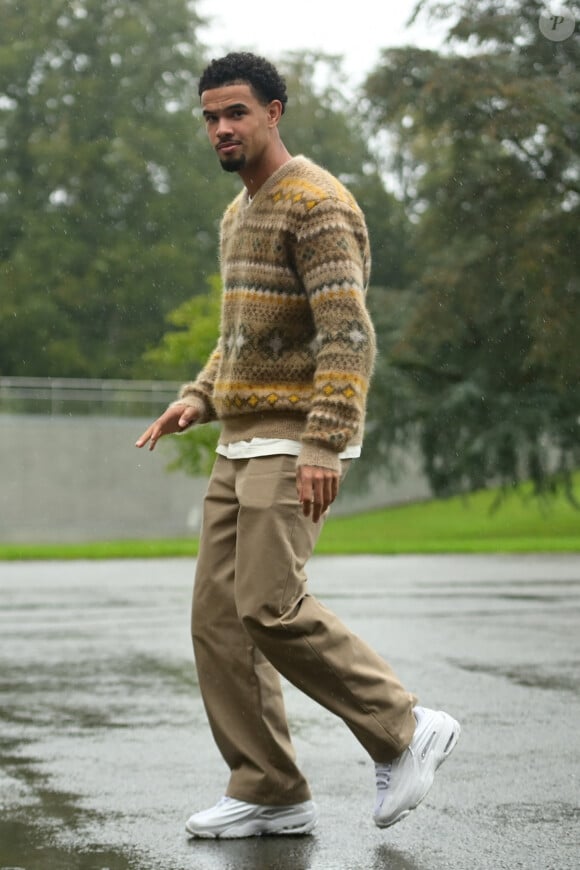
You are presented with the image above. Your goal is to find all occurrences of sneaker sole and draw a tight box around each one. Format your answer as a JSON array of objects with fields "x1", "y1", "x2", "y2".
[
  {"x1": 185, "y1": 814, "x2": 317, "y2": 839},
  {"x1": 375, "y1": 715, "x2": 461, "y2": 829}
]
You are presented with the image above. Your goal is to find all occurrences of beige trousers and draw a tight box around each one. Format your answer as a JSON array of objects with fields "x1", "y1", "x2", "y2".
[{"x1": 191, "y1": 454, "x2": 416, "y2": 806}]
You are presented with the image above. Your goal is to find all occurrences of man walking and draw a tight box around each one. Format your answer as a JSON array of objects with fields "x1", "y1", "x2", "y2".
[{"x1": 136, "y1": 52, "x2": 459, "y2": 839}]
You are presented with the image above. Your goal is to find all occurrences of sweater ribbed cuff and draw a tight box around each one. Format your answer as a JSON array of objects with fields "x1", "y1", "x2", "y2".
[
  {"x1": 296, "y1": 442, "x2": 341, "y2": 473},
  {"x1": 169, "y1": 394, "x2": 208, "y2": 422}
]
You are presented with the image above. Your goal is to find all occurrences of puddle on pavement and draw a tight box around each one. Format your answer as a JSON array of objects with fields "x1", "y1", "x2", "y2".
[
  {"x1": 451, "y1": 659, "x2": 580, "y2": 693},
  {"x1": 183, "y1": 837, "x2": 425, "y2": 870},
  {"x1": 0, "y1": 650, "x2": 198, "y2": 736},
  {"x1": 0, "y1": 738, "x2": 137, "y2": 870},
  {"x1": 0, "y1": 817, "x2": 136, "y2": 870},
  {"x1": 0, "y1": 650, "x2": 189, "y2": 870},
  {"x1": 493, "y1": 801, "x2": 580, "y2": 825}
]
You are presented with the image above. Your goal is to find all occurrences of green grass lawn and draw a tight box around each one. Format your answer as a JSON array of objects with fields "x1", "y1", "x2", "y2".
[
  {"x1": 317, "y1": 484, "x2": 580, "y2": 554},
  {"x1": 2, "y1": 481, "x2": 579, "y2": 560}
]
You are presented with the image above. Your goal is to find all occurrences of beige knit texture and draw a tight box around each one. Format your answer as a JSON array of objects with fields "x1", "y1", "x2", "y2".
[{"x1": 179, "y1": 156, "x2": 376, "y2": 471}]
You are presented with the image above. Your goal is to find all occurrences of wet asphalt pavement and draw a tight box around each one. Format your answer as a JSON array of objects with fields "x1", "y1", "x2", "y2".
[{"x1": 1, "y1": 554, "x2": 579, "y2": 870}]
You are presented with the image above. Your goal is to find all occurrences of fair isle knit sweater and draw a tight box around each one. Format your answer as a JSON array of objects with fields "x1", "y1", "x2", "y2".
[{"x1": 177, "y1": 156, "x2": 376, "y2": 472}]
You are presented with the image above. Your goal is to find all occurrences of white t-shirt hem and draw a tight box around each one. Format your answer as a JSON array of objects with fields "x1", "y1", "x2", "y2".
[{"x1": 216, "y1": 437, "x2": 360, "y2": 461}]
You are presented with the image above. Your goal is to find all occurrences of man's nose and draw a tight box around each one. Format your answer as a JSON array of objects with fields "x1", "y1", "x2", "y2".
[{"x1": 216, "y1": 118, "x2": 234, "y2": 138}]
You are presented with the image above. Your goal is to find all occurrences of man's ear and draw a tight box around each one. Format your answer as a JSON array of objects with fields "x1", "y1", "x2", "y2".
[{"x1": 267, "y1": 99, "x2": 284, "y2": 127}]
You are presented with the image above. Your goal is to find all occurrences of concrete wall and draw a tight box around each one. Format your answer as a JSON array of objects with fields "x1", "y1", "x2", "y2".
[
  {"x1": 0, "y1": 414, "x2": 431, "y2": 544},
  {"x1": 0, "y1": 414, "x2": 207, "y2": 543}
]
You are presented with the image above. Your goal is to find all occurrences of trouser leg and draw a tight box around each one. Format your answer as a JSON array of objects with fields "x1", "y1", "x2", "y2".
[
  {"x1": 234, "y1": 455, "x2": 417, "y2": 763},
  {"x1": 192, "y1": 455, "x2": 311, "y2": 805}
]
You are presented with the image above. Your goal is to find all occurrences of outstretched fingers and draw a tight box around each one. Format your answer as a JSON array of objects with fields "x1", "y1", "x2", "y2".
[{"x1": 135, "y1": 404, "x2": 198, "y2": 451}]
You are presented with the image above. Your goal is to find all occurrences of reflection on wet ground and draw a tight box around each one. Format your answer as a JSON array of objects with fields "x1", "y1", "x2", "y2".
[
  {"x1": 1, "y1": 555, "x2": 579, "y2": 869},
  {"x1": 452, "y1": 659, "x2": 580, "y2": 693},
  {"x1": 0, "y1": 819, "x2": 135, "y2": 870}
]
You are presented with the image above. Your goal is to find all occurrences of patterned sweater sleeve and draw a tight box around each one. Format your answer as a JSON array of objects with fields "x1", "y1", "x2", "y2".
[
  {"x1": 174, "y1": 339, "x2": 222, "y2": 423},
  {"x1": 292, "y1": 197, "x2": 376, "y2": 471}
]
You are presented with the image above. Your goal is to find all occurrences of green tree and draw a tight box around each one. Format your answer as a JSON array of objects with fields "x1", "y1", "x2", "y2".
[
  {"x1": 278, "y1": 51, "x2": 411, "y2": 290},
  {"x1": 0, "y1": 0, "x2": 236, "y2": 377},
  {"x1": 141, "y1": 272, "x2": 221, "y2": 380},
  {"x1": 141, "y1": 272, "x2": 222, "y2": 474},
  {"x1": 362, "y1": 0, "x2": 580, "y2": 499}
]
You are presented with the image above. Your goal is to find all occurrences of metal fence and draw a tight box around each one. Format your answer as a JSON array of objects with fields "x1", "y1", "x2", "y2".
[{"x1": 0, "y1": 377, "x2": 181, "y2": 416}]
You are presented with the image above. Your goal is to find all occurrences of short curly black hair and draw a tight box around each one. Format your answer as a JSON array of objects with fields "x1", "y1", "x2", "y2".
[{"x1": 198, "y1": 52, "x2": 288, "y2": 114}]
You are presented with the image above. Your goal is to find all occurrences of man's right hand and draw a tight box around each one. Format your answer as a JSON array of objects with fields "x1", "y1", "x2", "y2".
[{"x1": 135, "y1": 403, "x2": 199, "y2": 452}]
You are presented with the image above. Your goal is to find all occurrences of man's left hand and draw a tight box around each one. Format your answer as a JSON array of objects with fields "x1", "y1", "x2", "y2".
[{"x1": 296, "y1": 465, "x2": 340, "y2": 523}]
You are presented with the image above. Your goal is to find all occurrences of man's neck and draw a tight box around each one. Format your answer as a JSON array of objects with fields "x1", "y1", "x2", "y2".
[{"x1": 240, "y1": 143, "x2": 293, "y2": 198}]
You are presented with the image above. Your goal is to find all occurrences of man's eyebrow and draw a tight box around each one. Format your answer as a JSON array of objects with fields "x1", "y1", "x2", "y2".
[{"x1": 202, "y1": 102, "x2": 249, "y2": 117}]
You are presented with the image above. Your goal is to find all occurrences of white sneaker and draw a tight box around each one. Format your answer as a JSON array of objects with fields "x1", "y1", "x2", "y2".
[
  {"x1": 185, "y1": 796, "x2": 318, "y2": 839},
  {"x1": 374, "y1": 706, "x2": 460, "y2": 828}
]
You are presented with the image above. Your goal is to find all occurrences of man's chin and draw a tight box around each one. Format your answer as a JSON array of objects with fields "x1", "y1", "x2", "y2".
[{"x1": 219, "y1": 155, "x2": 246, "y2": 173}]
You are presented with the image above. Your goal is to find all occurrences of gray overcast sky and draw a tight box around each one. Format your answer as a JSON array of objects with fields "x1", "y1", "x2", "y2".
[{"x1": 196, "y1": 1, "x2": 449, "y2": 86}]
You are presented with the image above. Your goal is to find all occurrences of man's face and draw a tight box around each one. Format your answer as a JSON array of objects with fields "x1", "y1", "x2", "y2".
[{"x1": 201, "y1": 83, "x2": 275, "y2": 174}]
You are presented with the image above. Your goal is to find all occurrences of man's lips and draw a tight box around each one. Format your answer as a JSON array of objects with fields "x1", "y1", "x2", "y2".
[{"x1": 217, "y1": 141, "x2": 241, "y2": 154}]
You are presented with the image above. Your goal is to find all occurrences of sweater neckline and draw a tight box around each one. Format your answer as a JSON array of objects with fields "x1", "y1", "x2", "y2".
[{"x1": 242, "y1": 155, "x2": 309, "y2": 207}]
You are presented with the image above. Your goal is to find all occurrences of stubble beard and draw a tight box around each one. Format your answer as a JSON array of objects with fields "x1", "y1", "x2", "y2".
[{"x1": 219, "y1": 154, "x2": 247, "y2": 173}]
